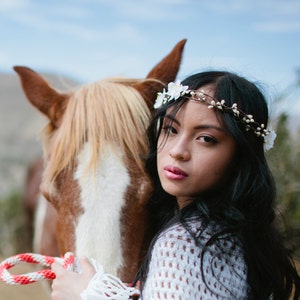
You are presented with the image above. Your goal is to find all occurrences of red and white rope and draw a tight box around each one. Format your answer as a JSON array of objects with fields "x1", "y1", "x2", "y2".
[{"x1": 0, "y1": 252, "x2": 75, "y2": 285}]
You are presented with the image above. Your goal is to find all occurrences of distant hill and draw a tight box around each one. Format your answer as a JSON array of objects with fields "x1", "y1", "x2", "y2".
[{"x1": 0, "y1": 70, "x2": 80, "y2": 198}]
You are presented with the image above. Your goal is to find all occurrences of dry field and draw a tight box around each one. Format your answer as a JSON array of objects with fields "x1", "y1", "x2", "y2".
[{"x1": 0, "y1": 259, "x2": 51, "y2": 300}]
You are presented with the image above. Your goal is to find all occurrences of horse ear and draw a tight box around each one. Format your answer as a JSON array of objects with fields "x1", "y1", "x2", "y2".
[
  {"x1": 13, "y1": 66, "x2": 69, "y2": 127},
  {"x1": 134, "y1": 39, "x2": 187, "y2": 109}
]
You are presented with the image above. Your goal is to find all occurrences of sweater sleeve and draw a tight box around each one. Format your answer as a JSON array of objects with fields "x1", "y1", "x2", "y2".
[
  {"x1": 80, "y1": 259, "x2": 140, "y2": 300},
  {"x1": 141, "y1": 222, "x2": 249, "y2": 300}
]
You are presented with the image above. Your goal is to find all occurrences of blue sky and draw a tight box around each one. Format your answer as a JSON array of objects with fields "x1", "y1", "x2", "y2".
[{"x1": 1, "y1": 0, "x2": 300, "y2": 114}]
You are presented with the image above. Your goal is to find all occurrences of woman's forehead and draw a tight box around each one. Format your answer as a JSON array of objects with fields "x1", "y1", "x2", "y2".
[{"x1": 167, "y1": 100, "x2": 224, "y2": 126}]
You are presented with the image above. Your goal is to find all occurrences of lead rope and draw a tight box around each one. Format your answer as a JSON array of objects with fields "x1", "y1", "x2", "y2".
[
  {"x1": 0, "y1": 253, "x2": 140, "y2": 299},
  {"x1": 0, "y1": 252, "x2": 75, "y2": 285}
]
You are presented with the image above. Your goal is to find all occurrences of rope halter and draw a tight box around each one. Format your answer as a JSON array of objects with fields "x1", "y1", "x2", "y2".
[{"x1": 0, "y1": 252, "x2": 75, "y2": 285}]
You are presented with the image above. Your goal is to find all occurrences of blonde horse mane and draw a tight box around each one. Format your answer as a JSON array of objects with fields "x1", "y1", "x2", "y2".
[{"x1": 42, "y1": 78, "x2": 151, "y2": 183}]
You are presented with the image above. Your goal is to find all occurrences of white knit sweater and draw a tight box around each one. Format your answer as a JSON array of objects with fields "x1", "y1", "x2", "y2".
[
  {"x1": 81, "y1": 220, "x2": 249, "y2": 300},
  {"x1": 142, "y1": 221, "x2": 249, "y2": 299}
]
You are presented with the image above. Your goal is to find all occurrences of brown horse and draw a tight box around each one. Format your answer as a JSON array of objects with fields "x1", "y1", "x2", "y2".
[{"x1": 15, "y1": 39, "x2": 186, "y2": 282}]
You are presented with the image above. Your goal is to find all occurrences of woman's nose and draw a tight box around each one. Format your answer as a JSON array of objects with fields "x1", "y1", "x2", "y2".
[{"x1": 169, "y1": 141, "x2": 190, "y2": 161}]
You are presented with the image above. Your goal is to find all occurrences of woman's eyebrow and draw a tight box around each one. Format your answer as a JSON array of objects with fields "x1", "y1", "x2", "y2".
[
  {"x1": 194, "y1": 124, "x2": 225, "y2": 132},
  {"x1": 164, "y1": 114, "x2": 180, "y2": 125}
]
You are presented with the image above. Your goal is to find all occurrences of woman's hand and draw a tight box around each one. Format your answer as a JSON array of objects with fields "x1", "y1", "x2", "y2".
[{"x1": 51, "y1": 257, "x2": 96, "y2": 300}]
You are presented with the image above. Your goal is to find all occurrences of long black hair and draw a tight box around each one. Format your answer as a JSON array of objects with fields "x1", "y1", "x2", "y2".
[{"x1": 135, "y1": 71, "x2": 300, "y2": 299}]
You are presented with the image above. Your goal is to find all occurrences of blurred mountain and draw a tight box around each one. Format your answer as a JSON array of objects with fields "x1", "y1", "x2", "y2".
[{"x1": 0, "y1": 70, "x2": 80, "y2": 198}]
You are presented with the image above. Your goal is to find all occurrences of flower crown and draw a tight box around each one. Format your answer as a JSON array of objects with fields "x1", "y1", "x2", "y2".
[{"x1": 154, "y1": 81, "x2": 276, "y2": 151}]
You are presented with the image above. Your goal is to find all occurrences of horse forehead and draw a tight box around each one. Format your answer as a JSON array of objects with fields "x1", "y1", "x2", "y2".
[{"x1": 74, "y1": 143, "x2": 130, "y2": 194}]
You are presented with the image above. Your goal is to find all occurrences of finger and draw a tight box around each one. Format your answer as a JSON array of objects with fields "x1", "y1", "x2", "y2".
[
  {"x1": 51, "y1": 261, "x2": 63, "y2": 270},
  {"x1": 79, "y1": 257, "x2": 96, "y2": 276},
  {"x1": 51, "y1": 261, "x2": 66, "y2": 275}
]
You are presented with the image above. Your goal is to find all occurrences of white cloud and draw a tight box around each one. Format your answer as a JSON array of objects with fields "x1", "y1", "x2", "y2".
[
  {"x1": 0, "y1": 1, "x2": 147, "y2": 42},
  {"x1": 107, "y1": 23, "x2": 144, "y2": 41},
  {"x1": 48, "y1": 5, "x2": 91, "y2": 20},
  {"x1": 0, "y1": 51, "x2": 9, "y2": 64},
  {"x1": 202, "y1": 0, "x2": 300, "y2": 34},
  {"x1": 0, "y1": 0, "x2": 30, "y2": 11},
  {"x1": 115, "y1": 2, "x2": 187, "y2": 20},
  {"x1": 14, "y1": 13, "x2": 99, "y2": 40},
  {"x1": 0, "y1": 1, "x2": 95, "y2": 39},
  {"x1": 254, "y1": 21, "x2": 300, "y2": 33},
  {"x1": 78, "y1": 0, "x2": 191, "y2": 21},
  {"x1": 270, "y1": 1, "x2": 300, "y2": 16},
  {"x1": 202, "y1": 0, "x2": 300, "y2": 15}
]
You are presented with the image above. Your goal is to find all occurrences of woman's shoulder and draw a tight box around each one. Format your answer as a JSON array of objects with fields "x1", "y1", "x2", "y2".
[
  {"x1": 157, "y1": 218, "x2": 241, "y2": 247},
  {"x1": 145, "y1": 218, "x2": 250, "y2": 299},
  {"x1": 157, "y1": 219, "x2": 196, "y2": 240}
]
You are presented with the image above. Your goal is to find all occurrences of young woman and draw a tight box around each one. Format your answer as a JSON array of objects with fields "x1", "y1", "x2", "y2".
[{"x1": 51, "y1": 71, "x2": 300, "y2": 300}]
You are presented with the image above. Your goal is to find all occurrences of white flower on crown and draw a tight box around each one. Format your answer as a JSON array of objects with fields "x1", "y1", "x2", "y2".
[
  {"x1": 167, "y1": 80, "x2": 189, "y2": 100},
  {"x1": 154, "y1": 89, "x2": 167, "y2": 109},
  {"x1": 263, "y1": 129, "x2": 276, "y2": 152},
  {"x1": 154, "y1": 81, "x2": 189, "y2": 109}
]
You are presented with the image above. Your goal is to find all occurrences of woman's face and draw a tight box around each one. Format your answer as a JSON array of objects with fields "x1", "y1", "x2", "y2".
[{"x1": 157, "y1": 93, "x2": 237, "y2": 209}]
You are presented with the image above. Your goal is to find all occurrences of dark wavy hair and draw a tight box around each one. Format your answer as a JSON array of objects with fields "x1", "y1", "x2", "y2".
[{"x1": 135, "y1": 71, "x2": 300, "y2": 299}]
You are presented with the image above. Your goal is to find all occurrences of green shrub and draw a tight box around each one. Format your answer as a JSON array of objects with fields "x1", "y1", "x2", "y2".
[
  {"x1": 0, "y1": 190, "x2": 31, "y2": 256},
  {"x1": 267, "y1": 113, "x2": 300, "y2": 259}
]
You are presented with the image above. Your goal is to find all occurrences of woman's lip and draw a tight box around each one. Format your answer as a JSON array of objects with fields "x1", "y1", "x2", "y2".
[{"x1": 163, "y1": 166, "x2": 188, "y2": 180}]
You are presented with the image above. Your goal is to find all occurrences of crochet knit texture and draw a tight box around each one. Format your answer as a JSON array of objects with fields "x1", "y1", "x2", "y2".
[{"x1": 142, "y1": 221, "x2": 249, "y2": 299}]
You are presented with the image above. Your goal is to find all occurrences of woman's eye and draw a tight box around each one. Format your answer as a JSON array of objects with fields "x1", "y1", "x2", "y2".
[
  {"x1": 199, "y1": 135, "x2": 217, "y2": 143},
  {"x1": 163, "y1": 125, "x2": 177, "y2": 134}
]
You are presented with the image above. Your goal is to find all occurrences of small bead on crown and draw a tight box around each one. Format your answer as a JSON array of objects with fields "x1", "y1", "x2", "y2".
[{"x1": 154, "y1": 81, "x2": 276, "y2": 151}]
